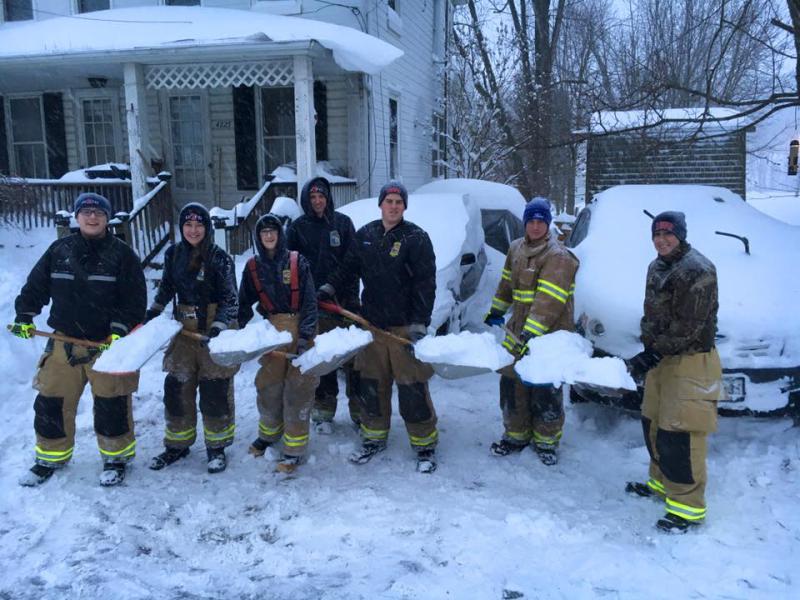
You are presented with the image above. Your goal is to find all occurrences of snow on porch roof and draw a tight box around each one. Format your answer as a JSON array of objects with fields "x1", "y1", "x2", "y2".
[{"x1": 0, "y1": 6, "x2": 402, "y2": 75}]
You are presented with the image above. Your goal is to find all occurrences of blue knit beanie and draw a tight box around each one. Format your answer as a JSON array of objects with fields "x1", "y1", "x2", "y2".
[
  {"x1": 73, "y1": 192, "x2": 112, "y2": 219},
  {"x1": 523, "y1": 197, "x2": 552, "y2": 226}
]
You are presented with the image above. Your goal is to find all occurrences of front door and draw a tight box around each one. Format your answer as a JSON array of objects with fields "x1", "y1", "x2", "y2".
[{"x1": 166, "y1": 93, "x2": 210, "y2": 204}]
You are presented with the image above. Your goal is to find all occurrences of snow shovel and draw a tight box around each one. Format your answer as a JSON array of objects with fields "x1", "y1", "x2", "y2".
[{"x1": 180, "y1": 330, "x2": 292, "y2": 367}]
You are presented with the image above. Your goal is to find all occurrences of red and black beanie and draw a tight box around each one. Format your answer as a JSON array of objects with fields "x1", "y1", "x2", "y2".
[
  {"x1": 378, "y1": 180, "x2": 408, "y2": 208},
  {"x1": 651, "y1": 211, "x2": 687, "y2": 242}
]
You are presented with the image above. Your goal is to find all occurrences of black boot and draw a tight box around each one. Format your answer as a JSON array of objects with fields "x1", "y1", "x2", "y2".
[
  {"x1": 534, "y1": 444, "x2": 558, "y2": 466},
  {"x1": 489, "y1": 439, "x2": 527, "y2": 457},
  {"x1": 276, "y1": 454, "x2": 303, "y2": 474},
  {"x1": 625, "y1": 481, "x2": 655, "y2": 498},
  {"x1": 149, "y1": 447, "x2": 190, "y2": 470},
  {"x1": 248, "y1": 438, "x2": 272, "y2": 457},
  {"x1": 100, "y1": 462, "x2": 126, "y2": 487},
  {"x1": 348, "y1": 440, "x2": 387, "y2": 465},
  {"x1": 656, "y1": 513, "x2": 699, "y2": 534},
  {"x1": 416, "y1": 448, "x2": 437, "y2": 473},
  {"x1": 207, "y1": 447, "x2": 227, "y2": 474},
  {"x1": 19, "y1": 463, "x2": 57, "y2": 487}
]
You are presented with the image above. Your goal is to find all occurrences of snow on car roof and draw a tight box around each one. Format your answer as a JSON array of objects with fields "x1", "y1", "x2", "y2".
[
  {"x1": 415, "y1": 179, "x2": 526, "y2": 219},
  {"x1": 572, "y1": 184, "x2": 800, "y2": 367},
  {"x1": 0, "y1": 7, "x2": 402, "y2": 75}
]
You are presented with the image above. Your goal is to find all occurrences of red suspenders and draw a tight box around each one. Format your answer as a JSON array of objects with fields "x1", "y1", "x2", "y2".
[{"x1": 247, "y1": 251, "x2": 300, "y2": 313}]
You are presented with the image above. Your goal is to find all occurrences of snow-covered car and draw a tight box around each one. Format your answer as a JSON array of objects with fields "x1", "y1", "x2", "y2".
[
  {"x1": 338, "y1": 192, "x2": 488, "y2": 334},
  {"x1": 567, "y1": 184, "x2": 800, "y2": 417},
  {"x1": 415, "y1": 178, "x2": 525, "y2": 254}
]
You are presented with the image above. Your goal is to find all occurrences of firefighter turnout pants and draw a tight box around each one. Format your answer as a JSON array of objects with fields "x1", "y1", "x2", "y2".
[
  {"x1": 32, "y1": 338, "x2": 139, "y2": 466},
  {"x1": 313, "y1": 315, "x2": 360, "y2": 424},
  {"x1": 253, "y1": 313, "x2": 318, "y2": 457},
  {"x1": 354, "y1": 327, "x2": 438, "y2": 450},
  {"x1": 641, "y1": 349, "x2": 722, "y2": 523},
  {"x1": 498, "y1": 374, "x2": 565, "y2": 450},
  {"x1": 161, "y1": 315, "x2": 239, "y2": 450}
]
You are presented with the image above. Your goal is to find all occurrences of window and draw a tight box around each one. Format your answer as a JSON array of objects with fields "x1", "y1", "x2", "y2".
[
  {"x1": 165, "y1": 0, "x2": 200, "y2": 5},
  {"x1": 78, "y1": 0, "x2": 109, "y2": 12},
  {"x1": 81, "y1": 97, "x2": 117, "y2": 166},
  {"x1": 431, "y1": 112, "x2": 446, "y2": 178},
  {"x1": 9, "y1": 97, "x2": 48, "y2": 178},
  {"x1": 4, "y1": 0, "x2": 33, "y2": 21},
  {"x1": 388, "y1": 0, "x2": 396, "y2": 10},
  {"x1": 168, "y1": 95, "x2": 206, "y2": 191},
  {"x1": 389, "y1": 98, "x2": 399, "y2": 178},
  {"x1": 260, "y1": 86, "x2": 296, "y2": 175}
]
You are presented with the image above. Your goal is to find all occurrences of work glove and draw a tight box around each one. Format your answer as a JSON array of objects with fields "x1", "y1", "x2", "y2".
[
  {"x1": 484, "y1": 311, "x2": 505, "y2": 328},
  {"x1": 10, "y1": 321, "x2": 35, "y2": 340},
  {"x1": 627, "y1": 349, "x2": 663, "y2": 377},
  {"x1": 207, "y1": 324, "x2": 225, "y2": 339},
  {"x1": 143, "y1": 308, "x2": 161, "y2": 324},
  {"x1": 317, "y1": 283, "x2": 336, "y2": 303},
  {"x1": 99, "y1": 333, "x2": 122, "y2": 352},
  {"x1": 513, "y1": 333, "x2": 532, "y2": 358},
  {"x1": 296, "y1": 338, "x2": 310, "y2": 357}
]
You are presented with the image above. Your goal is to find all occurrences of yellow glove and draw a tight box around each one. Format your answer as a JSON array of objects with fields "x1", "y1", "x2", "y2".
[
  {"x1": 10, "y1": 322, "x2": 35, "y2": 340},
  {"x1": 99, "y1": 333, "x2": 121, "y2": 351}
]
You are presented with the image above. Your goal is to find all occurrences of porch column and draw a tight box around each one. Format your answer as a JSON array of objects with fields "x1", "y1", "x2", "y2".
[
  {"x1": 123, "y1": 63, "x2": 150, "y2": 201},
  {"x1": 293, "y1": 55, "x2": 317, "y2": 188}
]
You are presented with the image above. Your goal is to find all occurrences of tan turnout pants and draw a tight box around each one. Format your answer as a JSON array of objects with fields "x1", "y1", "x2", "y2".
[
  {"x1": 32, "y1": 338, "x2": 139, "y2": 466},
  {"x1": 312, "y1": 315, "x2": 360, "y2": 423},
  {"x1": 253, "y1": 313, "x2": 318, "y2": 457},
  {"x1": 354, "y1": 327, "x2": 438, "y2": 450},
  {"x1": 641, "y1": 349, "x2": 722, "y2": 523}
]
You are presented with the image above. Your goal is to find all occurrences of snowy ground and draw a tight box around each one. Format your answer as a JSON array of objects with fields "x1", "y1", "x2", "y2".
[{"x1": 1, "y1": 228, "x2": 799, "y2": 599}]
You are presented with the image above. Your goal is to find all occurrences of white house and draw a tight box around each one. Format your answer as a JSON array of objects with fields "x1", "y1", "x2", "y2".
[{"x1": 0, "y1": 0, "x2": 457, "y2": 209}]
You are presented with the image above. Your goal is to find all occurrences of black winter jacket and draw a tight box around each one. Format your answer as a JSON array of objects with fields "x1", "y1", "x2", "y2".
[
  {"x1": 15, "y1": 232, "x2": 146, "y2": 341},
  {"x1": 152, "y1": 241, "x2": 239, "y2": 330},
  {"x1": 238, "y1": 221, "x2": 318, "y2": 341},
  {"x1": 286, "y1": 177, "x2": 359, "y2": 310},
  {"x1": 330, "y1": 218, "x2": 436, "y2": 329},
  {"x1": 640, "y1": 242, "x2": 718, "y2": 356}
]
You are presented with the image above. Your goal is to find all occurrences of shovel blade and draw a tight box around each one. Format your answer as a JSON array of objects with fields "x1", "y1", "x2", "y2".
[
  {"x1": 430, "y1": 362, "x2": 496, "y2": 380},
  {"x1": 293, "y1": 345, "x2": 366, "y2": 377},
  {"x1": 210, "y1": 341, "x2": 289, "y2": 367},
  {"x1": 571, "y1": 380, "x2": 629, "y2": 398}
]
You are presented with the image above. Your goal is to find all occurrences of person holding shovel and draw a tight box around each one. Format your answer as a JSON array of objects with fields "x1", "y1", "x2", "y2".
[
  {"x1": 484, "y1": 197, "x2": 579, "y2": 466},
  {"x1": 10, "y1": 192, "x2": 146, "y2": 487},
  {"x1": 319, "y1": 181, "x2": 439, "y2": 473},
  {"x1": 239, "y1": 213, "x2": 318, "y2": 473},
  {"x1": 146, "y1": 203, "x2": 240, "y2": 475},
  {"x1": 287, "y1": 176, "x2": 361, "y2": 434}
]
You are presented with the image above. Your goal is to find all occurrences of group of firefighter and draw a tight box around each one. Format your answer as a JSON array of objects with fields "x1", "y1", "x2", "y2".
[{"x1": 9, "y1": 175, "x2": 722, "y2": 534}]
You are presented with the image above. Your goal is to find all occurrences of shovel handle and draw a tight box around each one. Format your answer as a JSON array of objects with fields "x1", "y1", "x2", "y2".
[
  {"x1": 318, "y1": 301, "x2": 412, "y2": 347},
  {"x1": 7, "y1": 325, "x2": 105, "y2": 348},
  {"x1": 180, "y1": 329, "x2": 208, "y2": 342}
]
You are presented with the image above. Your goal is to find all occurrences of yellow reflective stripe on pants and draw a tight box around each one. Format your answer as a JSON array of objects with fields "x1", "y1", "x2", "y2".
[
  {"x1": 409, "y1": 429, "x2": 438, "y2": 447},
  {"x1": 501, "y1": 268, "x2": 512, "y2": 282},
  {"x1": 569, "y1": 283, "x2": 575, "y2": 296},
  {"x1": 523, "y1": 317, "x2": 549, "y2": 336},
  {"x1": 100, "y1": 440, "x2": 136, "y2": 459},
  {"x1": 360, "y1": 423, "x2": 389, "y2": 441},
  {"x1": 536, "y1": 278, "x2": 569, "y2": 304},
  {"x1": 512, "y1": 289, "x2": 535, "y2": 303},
  {"x1": 35, "y1": 445, "x2": 73, "y2": 463},
  {"x1": 647, "y1": 478, "x2": 666, "y2": 495},
  {"x1": 259, "y1": 422, "x2": 284, "y2": 437},
  {"x1": 502, "y1": 333, "x2": 519, "y2": 353},
  {"x1": 533, "y1": 430, "x2": 562, "y2": 446},
  {"x1": 666, "y1": 497, "x2": 706, "y2": 521},
  {"x1": 165, "y1": 427, "x2": 196, "y2": 442},
  {"x1": 282, "y1": 432, "x2": 309, "y2": 448},
  {"x1": 492, "y1": 297, "x2": 511, "y2": 312},
  {"x1": 205, "y1": 424, "x2": 235, "y2": 444},
  {"x1": 506, "y1": 430, "x2": 532, "y2": 443}
]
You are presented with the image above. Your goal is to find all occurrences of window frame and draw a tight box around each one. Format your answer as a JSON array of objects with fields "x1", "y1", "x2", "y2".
[
  {"x1": 4, "y1": 94, "x2": 50, "y2": 179},
  {"x1": 431, "y1": 112, "x2": 447, "y2": 178},
  {"x1": 2, "y1": 0, "x2": 35, "y2": 22},
  {"x1": 75, "y1": 89, "x2": 122, "y2": 168},
  {"x1": 163, "y1": 0, "x2": 202, "y2": 6},
  {"x1": 73, "y1": 0, "x2": 111, "y2": 13},
  {"x1": 256, "y1": 85, "x2": 298, "y2": 181}
]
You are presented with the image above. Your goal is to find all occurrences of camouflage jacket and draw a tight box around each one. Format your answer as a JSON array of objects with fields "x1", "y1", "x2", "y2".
[
  {"x1": 490, "y1": 232, "x2": 579, "y2": 352},
  {"x1": 640, "y1": 242, "x2": 718, "y2": 356}
]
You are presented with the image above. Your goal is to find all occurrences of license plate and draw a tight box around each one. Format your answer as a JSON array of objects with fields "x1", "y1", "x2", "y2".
[{"x1": 722, "y1": 375, "x2": 746, "y2": 402}]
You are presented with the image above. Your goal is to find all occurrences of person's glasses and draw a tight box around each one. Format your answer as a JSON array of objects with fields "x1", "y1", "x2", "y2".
[
  {"x1": 260, "y1": 229, "x2": 279, "y2": 236},
  {"x1": 78, "y1": 208, "x2": 106, "y2": 218}
]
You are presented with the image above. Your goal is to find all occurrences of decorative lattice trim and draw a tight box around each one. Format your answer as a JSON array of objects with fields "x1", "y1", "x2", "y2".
[{"x1": 145, "y1": 61, "x2": 294, "y2": 90}]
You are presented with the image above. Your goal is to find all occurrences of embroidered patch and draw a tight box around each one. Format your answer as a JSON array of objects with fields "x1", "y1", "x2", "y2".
[
  {"x1": 282, "y1": 269, "x2": 291, "y2": 284},
  {"x1": 389, "y1": 241, "x2": 402, "y2": 257},
  {"x1": 330, "y1": 231, "x2": 341, "y2": 247},
  {"x1": 196, "y1": 266, "x2": 205, "y2": 282}
]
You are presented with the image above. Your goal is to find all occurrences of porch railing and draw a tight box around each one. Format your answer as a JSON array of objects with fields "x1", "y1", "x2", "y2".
[
  {"x1": 219, "y1": 179, "x2": 359, "y2": 256},
  {"x1": 0, "y1": 176, "x2": 172, "y2": 267}
]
